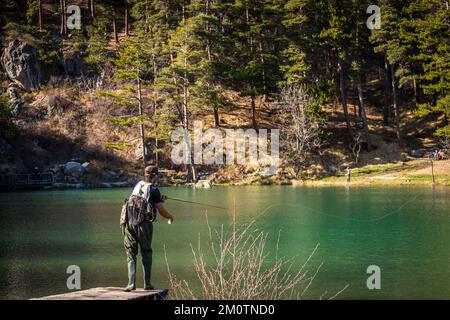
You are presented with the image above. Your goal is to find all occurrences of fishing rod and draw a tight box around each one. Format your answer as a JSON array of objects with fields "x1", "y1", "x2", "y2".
[{"x1": 166, "y1": 196, "x2": 229, "y2": 211}]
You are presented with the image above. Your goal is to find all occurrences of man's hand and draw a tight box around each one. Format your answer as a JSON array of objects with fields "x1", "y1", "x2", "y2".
[
  {"x1": 155, "y1": 202, "x2": 174, "y2": 224},
  {"x1": 161, "y1": 194, "x2": 168, "y2": 202}
]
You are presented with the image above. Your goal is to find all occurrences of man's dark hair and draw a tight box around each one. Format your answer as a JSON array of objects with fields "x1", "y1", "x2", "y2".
[{"x1": 144, "y1": 165, "x2": 158, "y2": 177}]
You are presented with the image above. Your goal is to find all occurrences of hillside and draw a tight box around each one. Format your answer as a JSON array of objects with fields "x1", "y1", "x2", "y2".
[{"x1": 0, "y1": 0, "x2": 449, "y2": 187}]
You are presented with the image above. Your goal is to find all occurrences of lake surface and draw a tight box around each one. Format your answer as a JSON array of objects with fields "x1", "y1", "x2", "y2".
[{"x1": 0, "y1": 186, "x2": 449, "y2": 299}]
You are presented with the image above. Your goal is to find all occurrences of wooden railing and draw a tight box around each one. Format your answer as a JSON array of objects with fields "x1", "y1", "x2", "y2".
[{"x1": 0, "y1": 172, "x2": 54, "y2": 189}]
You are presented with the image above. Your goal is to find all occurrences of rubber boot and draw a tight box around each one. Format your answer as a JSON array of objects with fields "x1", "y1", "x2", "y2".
[
  {"x1": 123, "y1": 261, "x2": 136, "y2": 292},
  {"x1": 142, "y1": 250, "x2": 154, "y2": 290}
]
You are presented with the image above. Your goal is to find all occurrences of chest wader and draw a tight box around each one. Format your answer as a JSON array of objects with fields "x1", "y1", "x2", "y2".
[{"x1": 122, "y1": 195, "x2": 155, "y2": 291}]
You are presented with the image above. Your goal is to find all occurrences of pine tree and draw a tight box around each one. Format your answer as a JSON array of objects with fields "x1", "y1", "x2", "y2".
[
  {"x1": 26, "y1": 0, "x2": 43, "y2": 31},
  {"x1": 99, "y1": 37, "x2": 153, "y2": 171},
  {"x1": 402, "y1": 0, "x2": 450, "y2": 138},
  {"x1": 348, "y1": 0, "x2": 371, "y2": 149},
  {"x1": 282, "y1": 0, "x2": 335, "y2": 118},
  {"x1": 157, "y1": 6, "x2": 209, "y2": 181},
  {"x1": 370, "y1": 0, "x2": 409, "y2": 144},
  {"x1": 319, "y1": 0, "x2": 355, "y2": 138},
  {"x1": 130, "y1": 0, "x2": 184, "y2": 165},
  {"x1": 86, "y1": 17, "x2": 111, "y2": 69},
  {"x1": 229, "y1": 0, "x2": 283, "y2": 128}
]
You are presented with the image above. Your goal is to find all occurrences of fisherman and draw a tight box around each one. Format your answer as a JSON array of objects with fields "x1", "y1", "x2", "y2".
[{"x1": 122, "y1": 165, "x2": 174, "y2": 292}]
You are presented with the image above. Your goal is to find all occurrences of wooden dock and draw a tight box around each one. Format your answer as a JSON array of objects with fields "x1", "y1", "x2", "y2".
[{"x1": 32, "y1": 287, "x2": 169, "y2": 300}]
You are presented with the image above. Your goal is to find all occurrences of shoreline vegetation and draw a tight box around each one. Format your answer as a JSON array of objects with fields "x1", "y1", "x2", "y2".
[{"x1": 22, "y1": 158, "x2": 449, "y2": 190}]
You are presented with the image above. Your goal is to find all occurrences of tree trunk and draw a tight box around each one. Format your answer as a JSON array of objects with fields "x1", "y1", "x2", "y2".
[
  {"x1": 90, "y1": 0, "x2": 95, "y2": 19},
  {"x1": 213, "y1": 105, "x2": 220, "y2": 128},
  {"x1": 152, "y1": 95, "x2": 159, "y2": 166},
  {"x1": 413, "y1": 76, "x2": 419, "y2": 106},
  {"x1": 352, "y1": 85, "x2": 358, "y2": 128},
  {"x1": 205, "y1": 0, "x2": 219, "y2": 127},
  {"x1": 259, "y1": 41, "x2": 267, "y2": 92},
  {"x1": 137, "y1": 67, "x2": 147, "y2": 171},
  {"x1": 338, "y1": 59, "x2": 352, "y2": 137},
  {"x1": 63, "y1": 0, "x2": 67, "y2": 35},
  {"x1": 125, "y1": 3, "x2": 129, "y2": 36},
  {"x1": 390, "y1": 65, "x2": 402, "y2": 145},
  {"x1": 357, "y1": 81, "x2": 370, "y2": 150},
  {"x1": 183, "y1": 82, "x2": 196, "y2": 182},
  {"x1": 181, "y1": 7, "x2": 196, "y2": 182},
  {"x1": 38, "y1": 0, "x2": 42, "y2": 31},
  {"x1": 251, "y1": 94, "x2": 257, "y2": 129},
  {"x1": 152, "y1": 51, "x2": 158, "y2": 165},
  {"x1": 383, "y1": 57, "x2": 390, "y2": 125},
  {"x1": 113, "y1": 7, "x2": 118, "y2": 44},
  {"x1": 60, "y1": 0, "x2": 66, "y2": 35}
]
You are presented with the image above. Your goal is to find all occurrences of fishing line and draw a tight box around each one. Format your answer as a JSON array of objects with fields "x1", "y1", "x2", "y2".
[
  {"x1": 253, "y1": 194, "x2": 421, "y2": 223},
  {"x1": 167, "y1": 196, "x2": 229, "y2": 211},
  {"x1": 166, "y1": 193, "x2": 421, "y2": 223}
]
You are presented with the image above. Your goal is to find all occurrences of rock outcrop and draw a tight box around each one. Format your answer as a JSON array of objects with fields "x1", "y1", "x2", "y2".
[{"x1": 1, "y1": 39, "x2": 41, "y2": 92}]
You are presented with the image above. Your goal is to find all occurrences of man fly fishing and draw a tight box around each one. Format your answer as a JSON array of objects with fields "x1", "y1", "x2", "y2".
[{"x1": 120, "y1": 165, "x2": 174, "y2": 292}]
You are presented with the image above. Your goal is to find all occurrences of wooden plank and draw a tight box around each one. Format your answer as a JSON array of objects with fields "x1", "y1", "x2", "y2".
[{"x1": 32, "y1": 287, "x2": 169, "y2": 300}]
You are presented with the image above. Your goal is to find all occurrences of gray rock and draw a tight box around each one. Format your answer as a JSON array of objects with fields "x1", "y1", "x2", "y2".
[
  {"x1": 81, "y1": 162, "x2": 92, "y2": 173},
  {"x1": 6, "y1": 87, "x2": 22, "y2": 116},
  {"x1": 411, "y1": 150, "x2": 424, "y2": 158},
  {"x1": 101, "y1": 170, "x2": 119, "y2": 182},
  {"x1": 64, "y1": 161, "x2": 82, "y2": 177},
  {"x1": 49, "y1": 164, "x2": 64, "y2": 174},
  {"x1": 1, "y1": 39, "x2": 41, "y2": 92}
]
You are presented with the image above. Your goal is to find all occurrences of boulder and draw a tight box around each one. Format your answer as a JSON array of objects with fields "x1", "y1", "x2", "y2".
[
  {"x1": 6, "y1": 86, "x2": 22, "y2": 116},
  {"x1": 101, "y1": 170, "x2": 119, "y2": 182},
  {"x1": 1, "y1": 39, "x2": 41, "y2": 92},
  {"x1": 81, "y1": 162, "x2": 92, "y2": 173},
  {"x1": 64, "y1": 161, "x2": 82, "y2": 178},
  {"x1": 411, "y1": 149, "x2": 424, "y2": 158}
]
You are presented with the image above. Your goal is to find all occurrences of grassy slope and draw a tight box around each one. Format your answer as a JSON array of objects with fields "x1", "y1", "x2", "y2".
[{"x1": 308, "y1": 159, "x2": 450, "y2": 186}]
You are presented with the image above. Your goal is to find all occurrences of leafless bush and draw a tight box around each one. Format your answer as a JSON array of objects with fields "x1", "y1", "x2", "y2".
[
  {"x1": 279, "y1": 85, "x2": 322, "y2": 172},
  {"x1": 165, "y1": 212, "x2": 347, "y2": 300},
  {"x1": 351, "y1": 132, "x2": 362, "y2": 164},
  {"x1": 74, "y1": 71, "x2": 107, "y2": 92}
]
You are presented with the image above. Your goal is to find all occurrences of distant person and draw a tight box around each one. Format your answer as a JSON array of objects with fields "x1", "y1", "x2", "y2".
[
  {"x1": 433, "y1": 150, "x2": 439, "y2": 160},
  {"x1": 345, "y1": 167, "x2": 351, "y2": 184},
  {"x1": 120, "y1": 165, "x2": 174, "y2": 292}
]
